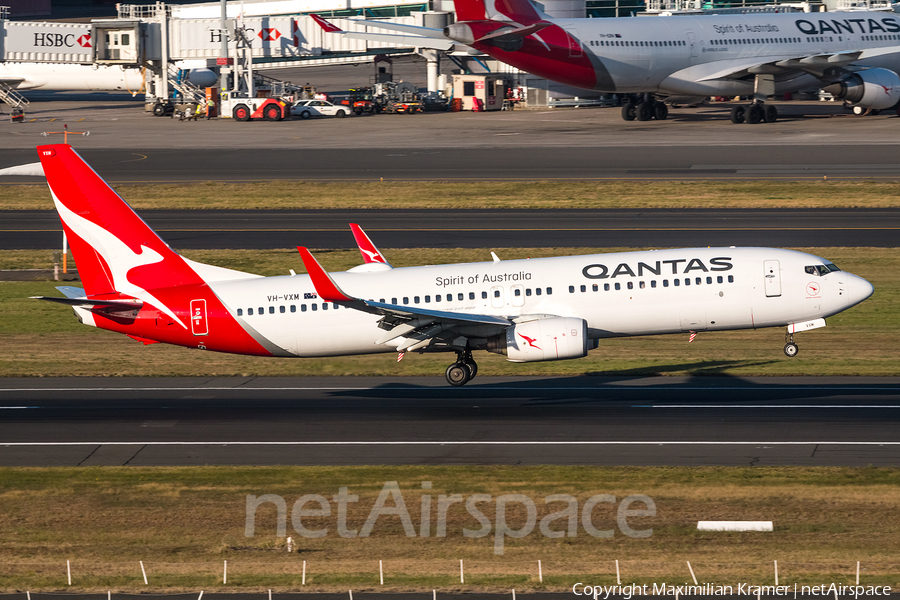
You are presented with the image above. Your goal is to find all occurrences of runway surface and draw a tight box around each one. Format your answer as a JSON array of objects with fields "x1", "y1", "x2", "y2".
[
  {"x1": 5, "y1": 146, "x2": 900, "y2": 183},
  {"x1": 4, "y1": 208, "x2": 899, "y2": 249},
  {"x1": 2, "y1": 376, "x2": 899, "y2": 467}
]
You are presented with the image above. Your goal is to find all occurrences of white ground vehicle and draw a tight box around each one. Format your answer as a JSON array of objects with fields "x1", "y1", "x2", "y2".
[{"x1": 291, "y1": 100, "x2": 351, "y2": 119}]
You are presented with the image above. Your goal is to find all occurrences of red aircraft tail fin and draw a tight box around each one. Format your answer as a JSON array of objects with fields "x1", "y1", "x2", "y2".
[{"x1": 452, "y1": 0, "x2": 488, "y2": 21}]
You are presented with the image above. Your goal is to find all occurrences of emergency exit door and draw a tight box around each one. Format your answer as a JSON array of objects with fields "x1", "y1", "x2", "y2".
[
  {"x1": 190, "y1": 299, "x2": 209, "y2": 335},
  {"x1": 764, "y1": 260, "x2": 782, "y2": 297}
]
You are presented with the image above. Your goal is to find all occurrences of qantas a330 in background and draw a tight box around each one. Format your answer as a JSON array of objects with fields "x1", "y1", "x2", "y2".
[
  {"x1": 35, "y1": 144, "x2": 873, "y2": 386},
  {"x1": 313, "y1": 0, "x2": 900, "y2": 123}
]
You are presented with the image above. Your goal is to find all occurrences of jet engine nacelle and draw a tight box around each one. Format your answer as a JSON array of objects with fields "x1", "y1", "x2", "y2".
[
  {"x1": 823, "y1": 68, "x2": 900, "y2": 110},
  {"x1": 187, "y1": 68, "x2": 217, "y2": 88},
  {"x1": 487, "y1": 317, "x2": 589, "y2": 362}
]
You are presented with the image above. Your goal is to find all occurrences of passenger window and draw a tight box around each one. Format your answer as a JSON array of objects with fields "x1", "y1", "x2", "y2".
[
  {"x1": 301, "y1": 304, "x2": 307, "y2": 312},
  {"x1": 482, "y1": 291, "x2": 488, "y2": 299},
  {"x1": 494, "y1": 290, "x2": 500, "y2": 298},
  {"x1": 415, "y1": 296, "x2": 420, "y2": 303},
  {"x1": 280, "y1": 306, "x2": 285, "y2": 313},
  {"x1": 290, "y1": 305, "x2": 296, "y2": 313},
  {"x1": 536, "y1": 288, "x2": 542, "y2": 296},
  {"x1": 403, "y1": 297, "x2": 409, "y2": 304},
  {"x1": 569, "y1": 286, "x2": 575, "y2": 293},
  {"x1": 447, "y1": 294, "x2": 452, "y2": 301},
  {"x1": 728, "y1": 275, "x2": 734, "y2": 283},
  {"x1": 684, "y1": 278, "x2": 690, "y2": 286},
  {"x1": 312, "y1": 304, "x2": 317, "y2": 311},
  {"x1": 580, "y1": 285, "x2": 586, "y2": 292},
  {"x1": 526, "y1": 289, "x2": 532, "y2": 297},
  {"x1": 717, "y1": 276, "x2": 723, "y2": 284},
  {"x1": 696, "y1": 277, "x2": 702, "y2": 285},
  {"x1": 627, "y1": 282, "x2": 633, "y2": 290},
  {"x1": 663, "y1": 280, "x2": 669, "y2": 287},
  {"x1": 651, "y1": 280, "x2": 657, "y2": 288},
  {"x1": 547, "y1": 288, "x2": 552, "y2": 295},
  {"x1": 514, "y1": 288, "x2": 521, "y2": 296},
  {"x1": 458, "y1": 293, "x2": 464, "y2": 301},
  {"x1": 604, "y1": 283, "x2": 610, "y2": 291},
  {"x1": 259, "y1": 306, "x2": 264, "y2": 314},
  {"x1": 333, "y1": 303, "x2": 338, "y2": 310},
  {"x1": 323, "y1": 303, "x2": 328, "y2": 310},
  {"x1": 706, "y1": 277, "x2": 712, "y2": 284},
  {"x1": 435, "y1": 295, "x2": 441, "y2": 302},
  {"x1": 379, "y1": 298, "x2": 385, "y2": 303},
  {"x1": 425, "y1": 295, "x2": 431, "y2": 303},
  {"x1": 469, "y1": 292, "x2": 475, "y2": 300},
  {"x1": 674, "y1": 279, "x2": 680, "y2": 287},
  {"x1": 392, "y1": 298, "x2": 398, "y2": 304},
  {"x1": 592, "y1": 284, "x2": 598, "y2": 292},
  {"x1": 640, "y1": 281, "x2": 645, "y2": 289},
  {"x1": 237, "y1": 308, "x2": 243, "y2": 316},
  {"x1": 615, "y1": 283, "x2": 621, "y2": 290}
]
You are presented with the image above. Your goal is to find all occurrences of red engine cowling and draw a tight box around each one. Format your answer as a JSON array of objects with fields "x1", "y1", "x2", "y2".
[
  {"x1": 487, "y1": 317, "x2": 589, "y2": 362},
  {"x1": 824, "y1": 68, "x2": 900, "y2": 110}
]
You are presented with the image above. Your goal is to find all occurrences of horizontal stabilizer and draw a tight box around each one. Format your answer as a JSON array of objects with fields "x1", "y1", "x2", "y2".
[{"x1": 30, "y1": 296, "x2": 143, "y2": 310}]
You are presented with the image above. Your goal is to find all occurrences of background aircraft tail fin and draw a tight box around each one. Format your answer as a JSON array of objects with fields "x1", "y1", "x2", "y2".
[
  {"x1": 452, "y1": 0, "x2": 489, "y2": 21},
  {"x1": 37, "y1": 144, "x2": 202, "y2": 303}
]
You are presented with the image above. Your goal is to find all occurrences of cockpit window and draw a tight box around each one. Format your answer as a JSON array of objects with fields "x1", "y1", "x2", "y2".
[{"x1": 805, "y1": 263, "x2": 841, "y2": 276}]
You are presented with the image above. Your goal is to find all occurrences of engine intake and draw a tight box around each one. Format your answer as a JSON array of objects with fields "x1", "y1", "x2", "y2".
[
  {"x1": 823, "y1": 68, "x2": 900, "y2": 110},
  {"x1": 487, "y1": 317, "x2": 589, "y2": 362}
]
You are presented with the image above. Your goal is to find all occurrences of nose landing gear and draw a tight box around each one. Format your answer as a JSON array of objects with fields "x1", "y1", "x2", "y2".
[
  {"x1": 783, "y1": 331, "x2": 799, "y2": 357},
  {"x1": 445, "y1": 351, "x2": 478, "y2": 386}
]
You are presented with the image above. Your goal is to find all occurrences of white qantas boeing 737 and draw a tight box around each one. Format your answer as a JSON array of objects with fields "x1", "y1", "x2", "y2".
[
  {"x1": 313, "y1": 0, "x2": 900, "y2": 123},
  {"x1": 34, "y1": 144, "x2": 873, "y2": 386}
]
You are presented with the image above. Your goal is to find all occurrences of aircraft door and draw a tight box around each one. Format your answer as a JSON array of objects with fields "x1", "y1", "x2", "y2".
[
  {"x1": 491, "y1": 286, "x2": 504, "y2": 308},
  {"x1": 564, "y1": 27, "x2": 583, "y2": 58},
  {"x1": 686, "y1": 30, "x2": 698, "y2": 62},
  {"x1": 764, "y1": 260, "x2": 782, "y2": 297},
  {"x1": 190, "y1": 299, "x2": 209, "y2": 336},
  {"x1": 511, "y1": 284, "x2": 525, "y2": 307}
]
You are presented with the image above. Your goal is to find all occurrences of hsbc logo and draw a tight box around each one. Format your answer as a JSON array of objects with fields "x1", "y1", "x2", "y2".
[
  {"x1": 33, "y1": 32, "x2": 83, "y2": 48},
  {"x1": 258, "y1": 28, "x2": 281, "y2": 41},
  {"x1": 77, "y1": 34, "x2": 91, "y2": 48}
]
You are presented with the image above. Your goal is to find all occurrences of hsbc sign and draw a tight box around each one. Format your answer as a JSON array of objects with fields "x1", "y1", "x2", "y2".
[{"x1": 4, "y1": 22, "x2": 92, "y2": 62}]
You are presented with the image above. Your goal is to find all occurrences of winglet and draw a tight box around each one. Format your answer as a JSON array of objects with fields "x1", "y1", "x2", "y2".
[
  {"x1": 310, "y1": 13, "x2": 344, "y2": 33},
  {"x1": 297, "y1": 247, "x2": 356, "y2": 302},
  {"x1": 350, "y1": 223, "x2": 392, "y2": 266}
]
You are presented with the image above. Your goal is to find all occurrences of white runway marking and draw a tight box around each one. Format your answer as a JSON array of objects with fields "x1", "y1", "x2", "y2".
[{"x1": 2, "y1": 441, "x2": 899, "y2": 446}]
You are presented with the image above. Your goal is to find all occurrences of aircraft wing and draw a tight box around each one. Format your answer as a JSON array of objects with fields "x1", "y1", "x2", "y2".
[
  {"x1": 696, "y1": 50, "x2": 865, "y2": 81},
  {"x1": 310, "y1": 14, "x2": 454, "y2": 50},
  {"x1": 298, "y1": 247, "x2": 511, "y2": 351}
]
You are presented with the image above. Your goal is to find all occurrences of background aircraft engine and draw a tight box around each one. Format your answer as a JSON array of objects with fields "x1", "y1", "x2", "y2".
[
  {"x1": 823, "y1": 68, "x2": 900, "y2": 110},
  {"x1": 187, "y1": 68, "x2": 218, "y2": 88},
  {"x1": 486, "y1": 317, "x2": 589, "y2": 362}
]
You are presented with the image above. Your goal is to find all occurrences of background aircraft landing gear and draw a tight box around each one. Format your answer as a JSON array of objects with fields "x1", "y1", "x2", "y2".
[
  {"x1": 732, "y1": 102, "x2": 777, "y2": 124},
  {"x1": 622, "y1": 95, "x2": 667, "y2": 122},
  {"x1": 784, "y1": 331, "x2": 799, "y2": 357},
  {"x1": 445, "y1": 351, "x2": 478, "y2": 387}
]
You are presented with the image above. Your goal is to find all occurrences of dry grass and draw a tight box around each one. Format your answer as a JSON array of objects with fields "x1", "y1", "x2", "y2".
[
  {"x1": 3, "y1": 179, "x2": 900, "y2": 210},
  {"x1": 0, "y1": 247, "x2": 895, "y2": 377},
  {"x1": 1, "y1": 466, "x2": 899, "y2": 591}
]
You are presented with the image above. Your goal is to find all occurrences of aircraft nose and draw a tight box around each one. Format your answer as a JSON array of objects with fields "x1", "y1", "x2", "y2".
[{"x1": 846, "y1": 274, "x2": 874, "y2": 306}]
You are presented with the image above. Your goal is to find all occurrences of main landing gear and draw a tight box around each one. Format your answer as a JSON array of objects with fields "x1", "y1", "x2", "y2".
[
  {"x1": 445, "y1": 350, "x2": 478, "y2": 387},
  {"x1": 621, "y1": 94, "x2": 668, "y2": 122},
  {"x1": 731, "y1": 101, "x2": 778, "y2": 125},
  {"x1": 783, "y1": 330, "x2": 799, "y2": 358}
]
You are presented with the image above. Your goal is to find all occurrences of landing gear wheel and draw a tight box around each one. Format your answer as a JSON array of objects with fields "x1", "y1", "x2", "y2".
[
  {"x1": 783, "y1": 343, "x2": 799, "y2": 358},
  {"x1": 233, "y1": 104, "x2": 251, "y2": 122},
  {"x1": 263, "y1": 104, "x2": 281, "y2": 121},
  {"x1": 463, "y1": 358, "x2": 478, "y2": 379},
  {"x1": 621, "y1": 102, "x2": 636, "y2": 121},
  {"x1": 445, "y1": 362, "x2": 470, "y2": 387},
  {"x1": 636, "y1": 102, "x2": 653, "y2": 121},
  {"x1": 654, "y1": 102, "x2": 669, "y2": 121},
  {"x1": 746, "y1": 104, "x2": 764, "y2": 124},
  {"x1": 764, "y1": 104, "x2": 778, "y2": 123},
  {"x1": 730, "y1": 105, "x2": 746, "y2": 124}
]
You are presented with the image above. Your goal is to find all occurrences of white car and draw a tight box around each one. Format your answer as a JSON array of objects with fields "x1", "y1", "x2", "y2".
[{"x1": 291, "y1": 100, "x2": 350, "y2": 119}]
